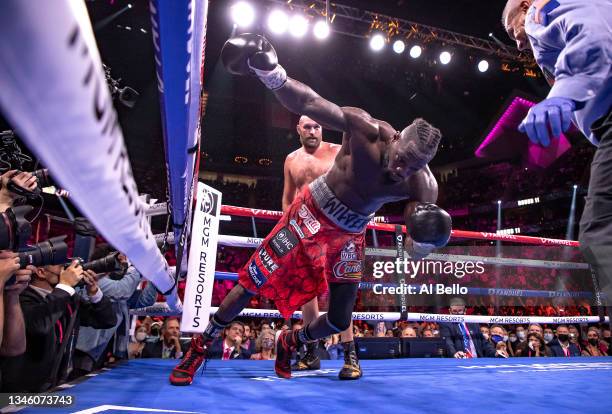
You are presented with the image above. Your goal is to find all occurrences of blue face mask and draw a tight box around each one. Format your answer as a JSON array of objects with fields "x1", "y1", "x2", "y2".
[{"x1": 491, "y1": 335, "x2": 504, "y2": 344}]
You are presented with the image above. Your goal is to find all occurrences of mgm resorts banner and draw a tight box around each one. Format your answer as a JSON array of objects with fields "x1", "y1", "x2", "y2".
[{"x1": 181, "y1": 182, "x2": 222, "y2": 332}]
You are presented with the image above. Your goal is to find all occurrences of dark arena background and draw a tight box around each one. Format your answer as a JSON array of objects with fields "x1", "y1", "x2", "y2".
[{"x1": 0, "y1": 0, "x2": 611, "y2": 413}]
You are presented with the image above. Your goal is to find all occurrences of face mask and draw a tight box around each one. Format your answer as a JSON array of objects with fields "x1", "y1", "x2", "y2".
[
  {"x1": 262, "y1": 338, "x2": 274, "y2": 348},
  {"x1": 544, "y1": 333, "x2": 554, "y2": 343},
  {"x1": 503, "y1": 335, "x2": 509, "y2": 342},
  {"x1": 491, "y1": 335, "x2": 503, "y2": 344},
  {"x1": 588, "y1": 338, "x2": 599, "y2": 346},
  {"x1": 517, "y1": 331, "x2": 526, "y2": 340},
  {"x1": 482, "y1": 333, "x2": 489, "y2": 340},
  {"x1": 135, "y1": 332, "x2": 147, "y2": 342},
  {"x1": 528, "y1": 342, "x2": 537, "y2": 350},
  {"x1": 604, "y1": 337, "x2": 611, "y2": 344},
  {"x1": 509, "y1": 336, "x2": 517, "y2": 343},
  {"x1": 151, "y1": 327, "x2": 160, "y2": 337},
  {"x1": 557, "y1": 334, "x2": 569, "y2": 342}
]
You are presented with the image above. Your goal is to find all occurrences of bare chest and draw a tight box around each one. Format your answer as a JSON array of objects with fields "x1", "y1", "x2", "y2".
[{"x1": 291, "y1": 151, "x2": 336, "y2": 190}]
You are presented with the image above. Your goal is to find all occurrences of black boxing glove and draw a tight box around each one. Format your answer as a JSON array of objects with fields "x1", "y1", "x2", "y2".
[
  {"x1": 405, "y1": 203, "x2": 452, "y2": 256},
  {"x1": 220, "y1": 33, "x2": 286, "y2": 90}
]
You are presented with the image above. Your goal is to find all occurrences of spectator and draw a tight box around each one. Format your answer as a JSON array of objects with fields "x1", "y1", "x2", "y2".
[
  {"x1": 73, "y1": 257, "x2": 157, "y2": 376},
  {"x1": 489, "y1": 325, "x2": 510, "y2": 358},
  {"x1": 2, "y1": 262, "x2": 116, "y2": 392},
  {"x1": 242, "y1": 324, "x2": 256, "y2": 355},
  {"x1": 0, "y1": 254, "x2": 31, "y2": 358},
  {"x1": 516, "y1": 333, "x2": 548, "y2": 357},
  {"x1": 401, "y1": 327, "x2": 417, "y2": 338},
  {"x1": 422, "y1": 328, "x2": 434, "y2": 338},
  {"x1": 581, "y1": 327, "x2": 607, "y2": 357},
  {"x1": 511, "y1": 326, "x2": 527, "y2": 354},
  {"x1": 527, "y1": 323, "x2": 543, "y2": 337},
  {"x1": 209, "y1": 321, "x2": 251, "y2": 360},
  {"x1": 250, "y1": 329, "x2": 276, "y2": 360},
  {"x1": 141, "y1": 318, "x2": 187, "y2": 359},
  {"x1": 543, "y1": 327, "x2": 555, "y2": 345},
  {"x1": 385, "y1": 329, "x2": 395, "y2": 338},
  {"x1": 548, "y1": 326, "x2": 581, "y2": 357},
  {"x1": 439, "y1": 298, "x2": 503, "y2": 358},
  {"x1": 568, "y1": 325, "x2": 582, "y2": 351},
  {"x1": 480, "y1": 326, "x2": 490, "y2": 342},
  {"x1": 128, "y1": 325, "x2": 149, "y2": 359}
]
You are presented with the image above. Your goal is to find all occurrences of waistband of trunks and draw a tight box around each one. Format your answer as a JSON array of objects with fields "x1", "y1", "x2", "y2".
[{"x1": 309, "y1": 176, "x2": 374, "y2": 233}]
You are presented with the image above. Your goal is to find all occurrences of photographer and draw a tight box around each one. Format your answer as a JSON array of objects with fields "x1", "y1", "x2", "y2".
[
  {"x1": 1, "y1": 260, "x2": 116, "y2": 392},
  {"x1": 0, "y1": 251, "x2": 32, "y2": 359},
  {"x1": 73, "y1": 245, "x2": 158, "y2": 376},
  {"x1": 0, "y1": 169, "x2": 37, "y2": 212}
]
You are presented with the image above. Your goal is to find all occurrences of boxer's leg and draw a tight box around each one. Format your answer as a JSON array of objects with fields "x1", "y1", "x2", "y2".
[
  {"x1": 292, "y1": 297, "x2": 322, "y2": 370},
  {"x1": 275, "y1": 283, "x2": 358, "y2": 378},
  {"x1": 170, "y1": 284, "x2": 255, "y2": 385}
]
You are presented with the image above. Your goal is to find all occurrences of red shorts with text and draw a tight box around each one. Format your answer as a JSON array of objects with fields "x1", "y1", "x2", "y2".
[{"x1": 237, "y1": 186, "x2": 365, "y2": 318}]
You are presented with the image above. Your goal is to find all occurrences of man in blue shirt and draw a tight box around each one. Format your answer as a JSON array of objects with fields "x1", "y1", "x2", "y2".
[{"x1": 502, "y1": 0, "x2": 612, "y2": 313}]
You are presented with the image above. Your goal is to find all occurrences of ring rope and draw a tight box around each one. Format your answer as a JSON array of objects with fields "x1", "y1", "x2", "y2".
[{"x1": 130, "y1": 303, "x2": 608, "y2": 324}]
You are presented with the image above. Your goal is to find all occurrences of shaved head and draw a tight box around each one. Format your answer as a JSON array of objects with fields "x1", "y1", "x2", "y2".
[
  {"x1": 502, "y1": 0, "x2": 533, "y2": 51},
  {"x1": 502, "y1": 0, "x2": 525, "y2": 28},
  {"x1": 296, "y1": 115, "x2": 323, "y2": 150}
]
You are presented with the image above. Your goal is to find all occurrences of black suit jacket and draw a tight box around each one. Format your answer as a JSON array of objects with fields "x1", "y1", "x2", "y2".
[
  {"x1": 439, "y1": 322, "x2": 497, "y2": 358},
  {"x1": 1, "y1": 286, "x2": 116, "y2": 392},
  {"x1": 141, "y1": 338, "x2": 189, "y2": 359},
  {"x1": 207, "y1": 337, "x2": 252, "y2": 360},
  {"x1": 547, "y1": 338, "x2": 581, "y2": 357}
]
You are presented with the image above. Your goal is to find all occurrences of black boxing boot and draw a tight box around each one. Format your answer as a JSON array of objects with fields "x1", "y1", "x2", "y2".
[
  {"x1": 292, "y1": 341, "x2": 321, "y2": 371},
  {"x1": 339, "y1": 341, "x2": 362, "y2": 380}
]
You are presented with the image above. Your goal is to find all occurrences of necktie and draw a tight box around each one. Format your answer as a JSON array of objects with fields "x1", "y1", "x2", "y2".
[{"x1": 223, "y1": 347, "x2": 231, "y2": 360}]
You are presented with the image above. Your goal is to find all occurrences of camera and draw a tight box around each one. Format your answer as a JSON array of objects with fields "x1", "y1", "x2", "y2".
[
  {"x1": 0, "y1": 206, "x2": 33, "y2": 251},
  {"x1": 81, "y1": 251, "x2": 126, "y2": 275},
  {"x1": 18, "y1": 236, "x2": 69, "y2": 269}
]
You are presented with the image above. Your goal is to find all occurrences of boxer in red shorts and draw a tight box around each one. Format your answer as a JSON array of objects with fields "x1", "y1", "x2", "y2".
[{"x1": 169, "y1": 34, "x2": 452, "y2": 385}]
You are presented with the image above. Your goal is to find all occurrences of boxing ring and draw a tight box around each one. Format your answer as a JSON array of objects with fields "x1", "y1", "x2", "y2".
[{"x1": 13, "y1": 358, "x2": 612, "y2": 413}]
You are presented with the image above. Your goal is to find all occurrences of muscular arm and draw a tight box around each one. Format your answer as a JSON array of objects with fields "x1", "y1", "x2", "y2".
[
  {"x1": 282, "y1": 157, "x2": 297, "y2": 213},
  {"x1": 274, "y1": 77, "x2": 348, "y2": 132},
  {"x1": 404, "y1": 166, "x2": 440, "y2": 259}
]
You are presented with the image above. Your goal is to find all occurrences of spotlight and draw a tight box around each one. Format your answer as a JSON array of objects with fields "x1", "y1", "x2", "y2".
[
  {"x1": 231, "y1": 1, "x2": 255, "y2": 28},
  {"x1": 488, "y1": 32, "x2": 493, "y2": 37},
  {"x1": 369, "y1": 33, "x2": 385, "y2": 51},
  {"x1": 127, "y1": 3, "x2": 133, "y2": 8},
  {"x1": 289, "y1": 14, "x2": 308, "y2": 38},
  {"x1": 497, "y1": 200, "x2": 502, "y2": 205},
  {"x1": 573, "y1": 184, "x2": 578, "y2": 189},
  {"x1": 409, "y1": 45, "x2": 422, "y2": 58},
  {"x1": 439, "y1": 51, "x2": 451, "y2": 65},
  {"x1": 267, "y1": 9, "x2": 289, "y2": 34},
  {"x1": 392, "y1": 39, "x2": 405, "y2": 54},
  {"x1": 478, "y1": 59, "x2": 489, "y2": 73},
  {"x1": 313, "y1": 20, "x2": 330, "y2": 39}
]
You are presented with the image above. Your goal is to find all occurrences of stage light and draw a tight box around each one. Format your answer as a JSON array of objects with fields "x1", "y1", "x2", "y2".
[
  {"x1": 439, "y1": 51, "x2": 452, "y2": 64},
  {"x1": 393, "y1": 39, "x2": 405, "y2": 54},
  {"x1": 127, "y1": 3, "x2": 133, "y2": 8},
  {"x1": 231, "y1": 1, "x2": 255, "y2": 28},
  {"x1": 370, "y1": 33, "x2": 385, "y2": 51},
  {"x1": 478, "y1": 59, "x2": 489, "y2": 73},
  {"x1": 267, "y1": 9, "x2": 289, "y2": 34},
  {"x1": 409, "y1": 45, "x2": 422, "y2": 58},
  {"x1": 313, "y1": 20, "x2": 330, "y2": 39},
  {"x1": 497, "y1": 200, "x2": 502, "y2": 205},
  {"x1": 289, "y1": 14, "x2": 308, "y2": 38},
  {"x1": 573, "y1": 184, "x2": 578, "y2": 189}
]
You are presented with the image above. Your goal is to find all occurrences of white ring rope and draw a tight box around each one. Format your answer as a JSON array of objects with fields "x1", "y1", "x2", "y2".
[{"x1": 130, "y1": 303, "x2": 609, "y2": 324}]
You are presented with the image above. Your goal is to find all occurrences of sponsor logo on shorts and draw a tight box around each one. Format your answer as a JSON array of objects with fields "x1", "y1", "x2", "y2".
[
  {"x1": 289, "y1": 219, "x2": 306, "y2": 239},
  {"x1": 248, "y1": 260, "x2": 268, "y2": 288},
  {"x1": 258, "y1": 248, "x2": 279, "y2": 274},
  {"x1": 340, "y1": 240, "x2": 358, "y2": 261},
  {"x1": 298, "y1": 204, "x2": 320, "y2": 235},
  {"x1": 333, "y1": 260, "x2": 362, "y2": 280},
  {"x1": 270, "y1": 227, "x2": 299, "y2": 257}
]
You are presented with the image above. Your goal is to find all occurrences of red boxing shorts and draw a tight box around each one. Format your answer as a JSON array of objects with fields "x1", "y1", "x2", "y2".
[{"x1": 238, "y1": 176, "x2": 374, "y2": 318}]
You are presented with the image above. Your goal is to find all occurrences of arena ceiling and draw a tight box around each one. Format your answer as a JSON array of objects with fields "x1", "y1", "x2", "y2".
[{"x1": 3, "y1": 0, "x2": 552, "y2": 201}]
